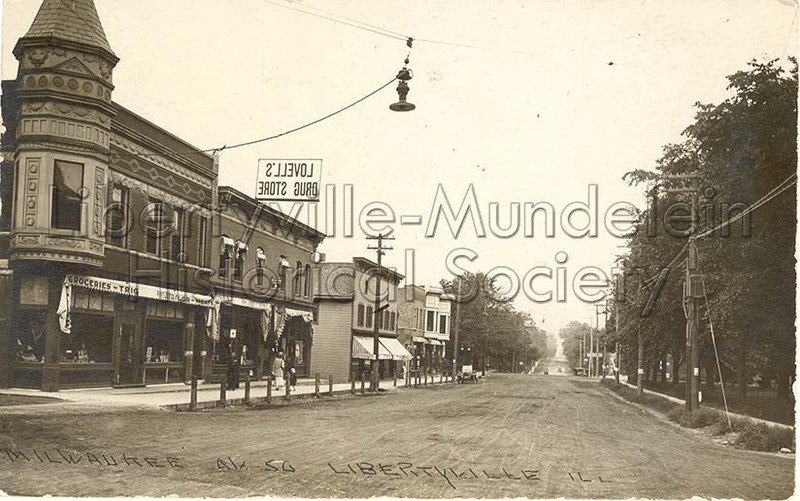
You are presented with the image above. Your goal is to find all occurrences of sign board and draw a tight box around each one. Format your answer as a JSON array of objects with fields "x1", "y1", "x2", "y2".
[{"x1": 256, "y1": 159, "x2": 322, "y2": 202}]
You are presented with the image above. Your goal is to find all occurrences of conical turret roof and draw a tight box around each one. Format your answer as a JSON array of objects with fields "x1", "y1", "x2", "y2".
[{"x1": 22, "y1": 0, "x2": 114, "y2": 55}]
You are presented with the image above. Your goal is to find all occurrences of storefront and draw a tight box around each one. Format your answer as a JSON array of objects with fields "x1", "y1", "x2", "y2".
[
  {"x1": 351, "y1": 335, "x2": 412, "y2": 379},
  {"x1": 13, "y1": 274, "x2": 211, "y2": 390},
  {"x1": 203, "y1": 299, "x2": 315, "y2": 382}
]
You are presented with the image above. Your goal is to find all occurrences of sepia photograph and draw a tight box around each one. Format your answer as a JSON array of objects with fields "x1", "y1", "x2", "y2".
[{"x1": 0, "y1": 0, "x2": 797, "y2": 499}]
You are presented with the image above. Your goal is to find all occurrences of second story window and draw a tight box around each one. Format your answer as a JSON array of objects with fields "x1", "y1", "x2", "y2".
[
  {"x1": 219, "y1": 236, "x2": 234, "y2": 278},
  {"x1": 304, "y1": 264, "x2": 312, "y2": 297},
  {"x1": 106, "y1": 184, "x2": 128, "y2": 248},
  {"x1": 255, "y1": 247, "x2": 266, "y2": 286},
  {"x1": 279, "y1": 255, "x2": 290, "y2": 291},
  {"x1": 293, "y1": 261, "x2": 303, "y2": 297},
  {"x1": 357, "y1": 304, "x2": 365, "y2": 327},
  {"x1": 51, "y1": 160, "x2": 83, "y2": 231},
  {"x1": 439, "y1": 315, "x2": 448, "y2": 335},
  {"x1": 426, "y1": 310, "x2": 436, "y2": 332},
  {"x1": 233, "y1": 242, "x2": 247, "y2": 281},
  {"x1": 390, "y1": 311, "x2": 396, "y2": 331},
  {"x1": 170, "y1": 207, "x2": 185, "y2": 262},
  {"x1": 146, "y1": 198, "x2": 165, "y2": 255},
  {"x1": 365, "y1": 306, "x2": 373, "y2": 329},
  {"x1": 198, "y1": 216, "x2": 209, "y2": 267}
]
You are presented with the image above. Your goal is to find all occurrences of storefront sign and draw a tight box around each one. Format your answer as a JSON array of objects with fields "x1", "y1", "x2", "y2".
[{"x1": 255, "y1": 159, "x2": 322, "y2": 202}]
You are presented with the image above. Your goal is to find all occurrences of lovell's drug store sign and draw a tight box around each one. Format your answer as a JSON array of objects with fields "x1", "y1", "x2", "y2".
[{"x1": 255, "y1": 159, "x2": 322, "y2": 202}]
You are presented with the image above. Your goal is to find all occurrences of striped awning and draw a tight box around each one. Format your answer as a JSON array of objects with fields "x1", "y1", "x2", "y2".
[
  {"x1": 353, "y1": 336, "x2": 391, "y2": 360},
  {"x1": 412, "y1": 336, "x2": 427, "y2": 343},
  {"x1": 380, "y1": 337, "x2": 413, "y2": 361}
]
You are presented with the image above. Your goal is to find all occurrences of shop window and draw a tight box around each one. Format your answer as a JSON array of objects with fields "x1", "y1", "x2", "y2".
[
  {"x1": 72, "y1": 288, "x2": 115, "y2": 312},
  {"x1": 144, "y1": 320, "x2": 183, "y2": 362},
  {"x1": 357, "y1": 304, "x2": 365, "y2": 327},
  {"x1": 426, "y1": 310, "x2": 436, "y2": 331},
  {"x1": 51, "y1": 160, "x2": 84, "y2": 231},
  {"x1": 439, "y1": 315, "x2": 448, "y2": 335},
  {"x1": 365, "y1": 306, "x2": 373, "y2": 328},
  {"x1": 146, "y1": 198, "x2": 165, "y2": 255},
  {"x1": 146, "y1": 302, "x2": 185, "y2": 319},
  {"x1": 61, "y1": 314, "x2": 114, "y2": 363},
  {"x1": 15, "y1": 309, "x2": 46, "y2": 363},
  {"x1": 106, "y1": 184, "x2": 129, "y2": 248}
]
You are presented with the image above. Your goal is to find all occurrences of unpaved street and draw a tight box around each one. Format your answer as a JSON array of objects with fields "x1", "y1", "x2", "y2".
[{"x1": 0, "y1": 375, "x2": 793, "y2": 498}]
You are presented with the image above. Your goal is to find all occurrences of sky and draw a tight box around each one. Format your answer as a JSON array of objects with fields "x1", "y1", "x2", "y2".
[{"x1": 2, "y1": 0, "x2": 797, "y2": 333}]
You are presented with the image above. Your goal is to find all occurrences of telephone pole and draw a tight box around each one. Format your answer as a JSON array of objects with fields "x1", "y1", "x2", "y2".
[
  {"x1": 663, "y1": 173, "x2": 701, "y2": 412},
  {"x1": 366, "y1": 233, "x2": 394, "y2": 392},
  {"x1": 452, "y1": 278, "x2": 462, "y2": 382}
]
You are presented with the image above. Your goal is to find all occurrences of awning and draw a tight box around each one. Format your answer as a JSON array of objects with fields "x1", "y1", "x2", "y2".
[
  {"x1": 412, "y1": 336, "x2": 427, "y2": 343},
  {"x1": 352, "y1": 336, "x2": 392, "y2": 360},
  {"x1": 427, "y1": 339, "x2": 443, "y2": 346},
  {"x1": 380, "y1": 337, "x2": 413, "y2": 361}
]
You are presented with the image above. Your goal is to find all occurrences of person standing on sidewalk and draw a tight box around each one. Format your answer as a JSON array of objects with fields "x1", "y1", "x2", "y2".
[
  {"x1": 272, "y1": 352, "x2": 285, "y2": 391},
  {"x1": 285, "y1": 357, "x2": 297, "y2": 392}
]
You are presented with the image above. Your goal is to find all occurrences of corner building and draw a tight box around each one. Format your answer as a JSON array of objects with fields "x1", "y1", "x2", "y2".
[{"x1": 0, "y1": 0, "x2": 324, "y2": 392}]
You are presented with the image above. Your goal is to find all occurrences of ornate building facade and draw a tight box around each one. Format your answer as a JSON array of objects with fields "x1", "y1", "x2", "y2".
[{"x1": 0, "y1": 0, "x2": 325, "y2": 391}]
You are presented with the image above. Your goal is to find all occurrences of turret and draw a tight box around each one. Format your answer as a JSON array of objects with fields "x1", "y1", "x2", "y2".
[{"x1": 4, "y1": 0, "x2": 118, "y2": 268}]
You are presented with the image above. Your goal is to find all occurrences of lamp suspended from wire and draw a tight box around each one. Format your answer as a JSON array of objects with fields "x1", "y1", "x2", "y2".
[{"x1": 390, "y1": 38, "x2": 416, "y2": 112}]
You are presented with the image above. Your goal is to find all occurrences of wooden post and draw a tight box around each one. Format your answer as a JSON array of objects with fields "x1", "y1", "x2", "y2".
[
  {"x1": 244, "y1": 370, "x2": 251, "y2": 404},
  {"x1": 266, "y1": 375, "x2": 272, "y2": 404},
  {"x1": 219, "y1": 375, "x2": 227, "y2": 407},
  {"x1": 351, "y1": 373, "x2": 356, "y2": 394},
  {"x1": 285, "y1": 378, "x2": 291, "y2": 400},
  {"x1": 315, "y1": 372, "x2": 321, "y2": 398},
  {"x1": 360, "y1": 371, "x2": 366, "y2": 394},
  {"x1": 440, "y1": 372, "x2": 443, "y2": 384},
  {"x1": 189, "y1": 375, "x2": 198, "y2": 411},
  {"x1": 328, "y1": 375, "x2": 333, "y2": 397}
]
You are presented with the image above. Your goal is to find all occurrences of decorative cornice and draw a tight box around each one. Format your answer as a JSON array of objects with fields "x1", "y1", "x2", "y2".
[
  {"x1": 108, "y1": 170, "x2": 213, "y2": 217},
  {"x1": 110, "y1": 134, "x2": 213, "y2": 189}
]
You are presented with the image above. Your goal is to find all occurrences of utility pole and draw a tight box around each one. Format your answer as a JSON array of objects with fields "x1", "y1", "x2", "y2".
[
  {"x1": 452, "y1": 278, "x2": 461, "y2": 381},
  {"x1": 589, "y1": 317, "x2": 594, "y2": 378},
  {"x1": 663, "y1": 173, "x2": 701, "y2": 412},
  {"x1": 366, "y1": 233, "x2": 393, "y2": 392},
  {"x1": 614, "y1": 292, "x2": 621, "y2": 385}
]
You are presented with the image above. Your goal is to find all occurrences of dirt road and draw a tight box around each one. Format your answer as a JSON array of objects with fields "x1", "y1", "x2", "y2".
[{"x1": 0, "y1": 375, "x2": 793, "y2": 498}]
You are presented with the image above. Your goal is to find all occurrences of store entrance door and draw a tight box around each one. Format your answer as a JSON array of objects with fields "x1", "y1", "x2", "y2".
[{"x1": 116, "y1": 323, "x2": 142, "y2": 386}]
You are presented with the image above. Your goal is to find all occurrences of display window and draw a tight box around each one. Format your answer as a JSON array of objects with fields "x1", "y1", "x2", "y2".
[
  {"x1": 144, "y1": 320, "x2": 183, "y2": 363},
  {"x1": 15, "y1": 309, "x2": 46, "y2": 363},
  {"x1": 61, "y1": 313, "x2": 114, "y2": 363}
]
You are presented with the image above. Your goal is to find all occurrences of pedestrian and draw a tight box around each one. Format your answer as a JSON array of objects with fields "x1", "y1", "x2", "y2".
[
  {"x1": 227, "y1": 338, "x2": 240, "y2": 390},
  {"x1": 272, "y1": 351, "x2": 285, "y2": 391},
  {"x1": 285, "y1": 358, "x2": 297, "y2": 392}
]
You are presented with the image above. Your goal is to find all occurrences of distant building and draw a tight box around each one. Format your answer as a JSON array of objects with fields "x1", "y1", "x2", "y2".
[
  {"x1": 313, "y1": 258, "x2": 411, "y2": 383},
  {"x1": 397, "y1": 285, "x2": 453, "y2": 376}
]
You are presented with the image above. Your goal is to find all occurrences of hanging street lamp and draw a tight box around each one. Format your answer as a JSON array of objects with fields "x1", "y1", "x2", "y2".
[{"x1": 390, "y1": 58, "x2": 415, "y2": 112}]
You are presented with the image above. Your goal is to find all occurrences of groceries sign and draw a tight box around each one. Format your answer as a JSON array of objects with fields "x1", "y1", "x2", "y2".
[{"x1": 255, "y1": 159, "x2": 322, "y2": 202}]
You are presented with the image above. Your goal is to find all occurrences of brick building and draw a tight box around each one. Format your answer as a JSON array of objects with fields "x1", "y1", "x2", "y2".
[{"x1": 0, "y1": 0, "x2": 325, "y2": 391}]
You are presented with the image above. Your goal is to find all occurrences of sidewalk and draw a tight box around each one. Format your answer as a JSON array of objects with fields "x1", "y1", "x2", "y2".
[{"x1": 0, "y1": 373, "x2": 458, "y2": 413}]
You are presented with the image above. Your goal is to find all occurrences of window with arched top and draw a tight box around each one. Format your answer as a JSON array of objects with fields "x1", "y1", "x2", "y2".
[
  {"x1": 218, "y1": 235, "x2": 234, "y2": 278},
  {"x1": 303, "y1": 264, "x2": 312, "y2": 297},
  {"x1": 293, "y1": 260, "x2": 303, "y2": 296},
  {"x1": 255, "y1": 248, "x2": 266, "y2": 286}
]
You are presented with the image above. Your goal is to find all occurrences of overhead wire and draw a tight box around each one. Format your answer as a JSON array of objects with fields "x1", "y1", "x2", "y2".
[{"x1": 696, "y1": 247, "x2": 732, "y2": 428}]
